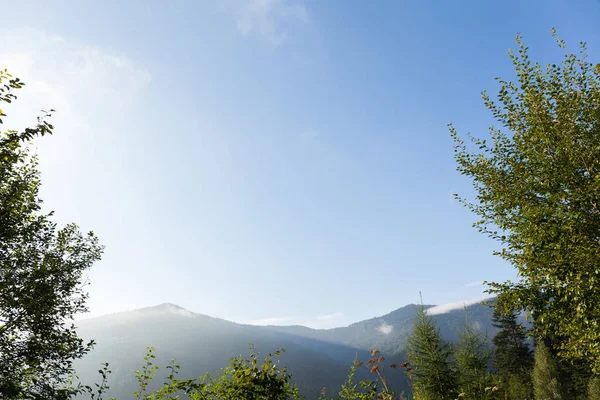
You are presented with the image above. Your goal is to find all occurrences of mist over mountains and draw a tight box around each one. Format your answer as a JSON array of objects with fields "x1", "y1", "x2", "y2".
[{"x1": 74, "y1": 300, "x2": 497, "y2": 399}]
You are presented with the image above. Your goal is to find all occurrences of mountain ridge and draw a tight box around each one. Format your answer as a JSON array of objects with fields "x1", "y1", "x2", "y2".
[
  {"x1": 77, "y1": 299, "x2": 488, "y2": 330},
  {"x1": 72, "y1": 299, "x2": 497, "y2": 399}
]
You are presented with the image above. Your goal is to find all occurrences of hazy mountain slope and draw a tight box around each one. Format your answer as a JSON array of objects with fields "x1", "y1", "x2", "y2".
[
  {"x1": 74, "y1": 304, "x2": 374, "y2": 399},
  {"x1": 266, "y1": 302, "x2": 498, "y2": 356},
  {"x1": 73, "y1": 301, "x2": 497, "y2": 399}
]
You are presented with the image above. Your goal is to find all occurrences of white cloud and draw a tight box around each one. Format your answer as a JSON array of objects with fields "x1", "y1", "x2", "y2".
[
  {"x1": 229, "y1": 0, "x2": 308, "y2": 45},
  {"x1": 426, "y1": 297, "x2": 494, "y2": 316},
  {"x1": 317, "y1": 312, "x2": 343, "y2": 321},
  {"x1": 248, "y1": 316, "x2": 292, "y2": 326},
  {"x1": 376, "y1": 321, "x2": 393, "y2": 335},
  {"x1": 464, "y1": 280, "x2": 484, "y2": 288}
]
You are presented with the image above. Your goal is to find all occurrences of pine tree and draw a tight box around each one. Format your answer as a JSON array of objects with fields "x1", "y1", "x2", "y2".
[
  {"x1": 554, "y1": 356, "x2": 593, "y2": 399},
  {"x1": 455, "y1": 312, "x2": 494, "y2": 400},
  {"x1": 491, "y1": 305, "x2": 532, "y2": 399},
  {"x1": 532, "y1": 342, "x2": 562, "y2": 400},
  {"x1": 407, "y1": 304, "x2": 458, "y2": 400}
]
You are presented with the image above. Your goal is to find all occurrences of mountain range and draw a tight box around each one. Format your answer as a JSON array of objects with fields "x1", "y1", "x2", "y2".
[{"x1": 73, "y1": 300, "x2": 497, "y2": 399}]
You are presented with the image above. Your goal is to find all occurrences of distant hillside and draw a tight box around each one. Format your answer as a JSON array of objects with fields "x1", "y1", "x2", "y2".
[
  {"x1": 264, "y1": 301, "x2": 497, "y2": 356},
  {"x1": 73, "y1": 300, "x2": 498, "y2": 399}
]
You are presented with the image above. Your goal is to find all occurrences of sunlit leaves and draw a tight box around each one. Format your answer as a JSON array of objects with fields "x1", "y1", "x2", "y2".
[
  {"x1": 452, "y1": 30, "x2": 600, "y2": 372},
  {"x1": 0, "y1": 69, "x2": 104, "y2": 398}
]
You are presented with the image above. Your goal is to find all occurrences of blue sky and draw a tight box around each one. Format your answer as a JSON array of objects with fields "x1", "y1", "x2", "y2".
[{"x1": 2, "y1": 0, "x2": 600, "y2": 328}]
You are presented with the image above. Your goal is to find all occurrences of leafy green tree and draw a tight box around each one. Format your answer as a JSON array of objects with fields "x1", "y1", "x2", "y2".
[
  {"x1": 406, "y1": 305, "x2": 457, "y2": 400},
  {"x1": 451, "y1": 30, "x2": 600, "y2": 372},
  {"x1": 455, "y1": 313, "x2": 494, "y2": 399},
  {"x1": 197, "y1": 345, "x2": 302, "y2": 400},
  {"x1": 93, "y1": 345, "x2": 303, "y2": 400},
  {"x1": 491, "y1": 305, "x2": 532, "y2": 399},
  {"x1": 0, "y1": 69, "x2": 103, "y2": 398},
  {"x1": 532, "y1": 342, "x2": 562, "y2": 400},
  {"x1": 125, "y1": 346, "x2": 203, "y2": 400}
]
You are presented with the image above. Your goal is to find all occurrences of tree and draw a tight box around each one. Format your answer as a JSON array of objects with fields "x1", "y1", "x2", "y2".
[
  {"x1": 199, "y1": 346, "x2": 303, "y2": 400},
  {"x1": 588, "y1": 376, "x2": 600, "y2": 400},
  {"x1": 126, "y1": 345, "x2": 303, "y2": 400},
  {"x1": 532, "y1": 342, "x2": 562, "y2": 400},
  {"x1": 451, "y1": 30, "x2": 600, "y2": 372},
  {"x1": 555, "y1": 357, "x2": 594, "y2": 400},
  {"x1": 406, "y1": 305, "x2": 457, "y2": 400},
  {"x1": 0, "y1": 69, "x2": 103, "y2": 398},
  {"x1": 491, "y1": 304, "x2": 532, "y2": 398},
  {"x1": 455, "y1": 312, "x2": 495, "y2": 400},
  {"x1": 504, "y1": 374, "x2": 531, "y2": 400}
]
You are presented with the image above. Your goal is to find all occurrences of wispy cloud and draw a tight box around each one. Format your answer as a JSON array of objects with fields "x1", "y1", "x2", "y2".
[
  {"x1": 248, "y1": 316, "x2": 292, "y2": 326},
  {"x1": 232, "y1": 0, "x2": 308, "y2": 45},
  {"x1": 464, "y1": 280, "x2": 484, "y2": 288},
  {"x1": 0, "y1": 27, "x2": 151, "y2": 145},
  {"x1": 317, "y1": 312, "x2": 343, "y2": 321},
  {"x1": 376, "y1": 321, "x2": 393, "y2": 335},
  {"x1": 0, "y1": 27, "x2": 152, "y2": 318},
  {"x1": 426, "y1": 297, "x2": 494, "y2": 316},
  {"x1": 0, "y1": 27, "x2": 151, "y2": 208}
]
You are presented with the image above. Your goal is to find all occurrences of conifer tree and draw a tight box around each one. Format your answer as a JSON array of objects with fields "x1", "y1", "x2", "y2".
[
  {"x1": 455, "y1": 312, "x2": 494, "y2": 400},
  {"x1": 588, "y1": 376, "x2": 600, "y2": 400},
  {"x1": 554, "y1": 356, "x2": 593, "y2": 399},
  {"x1": 491, "y1": 305, "x2": 532, "y2": 398},
  {"x1": 407, "y1": 304, "x2": 458, "y2": 400},
  {"x1": 532, "y1": 342, "x2": 562, "y2": 400}
]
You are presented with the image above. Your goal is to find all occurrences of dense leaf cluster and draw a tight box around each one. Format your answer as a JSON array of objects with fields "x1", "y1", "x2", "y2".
[{"x1": 452, "y1": 30, "x2": 600, "y2": 371}]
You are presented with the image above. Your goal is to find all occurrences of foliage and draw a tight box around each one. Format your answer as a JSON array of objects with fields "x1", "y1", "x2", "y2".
[
  {"x1": 589, "y1": 376, "x2": 600, "y2": 400},
  {"x1": 197, "y1": 345, "x2": 302, "y2": 400},
  {"x1": 0, "y1": 69, "x2": 104, "y2": 398},
  {"x1": 532, "y1": 342, "x2": 562, "y2": 400},
  {"x1": 553, "y1": 351, "x2": 593, "y2": 399},
  {"x1": 504, "y1": 373, "x2": 531, "y2": 400},
  {"x1": 98, "y1": 345, "x2": 303, "y2": 400},
  {"x1": 490, "y1": 303, "x2": 532, "y2": 398},
  {"x1": 406, "y1": 305, "x2": 457, "y2": 400},
  {"x1": 62, "y1": 362, "x2": 114, "y2": 400},
  {"x1": 318, "y1": 349, "x2": 408, "y2": 400},
  {"x1": 87, "y1": 346, "x2": 413, "y2": 400},
  {"x1": 454, "y1": 312, "x2": 495, "y2": 400},
  {"x1": 451, "y1": 29, "x2": 600, "y2": 371}
]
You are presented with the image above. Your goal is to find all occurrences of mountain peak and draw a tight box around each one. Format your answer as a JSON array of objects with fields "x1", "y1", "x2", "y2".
[
  {"x1": 149, "y1": 302, "x2": 195, "y2": 317},
  {"x1": 156, "y1": 302, "x2": 185, "y2": 309}
]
